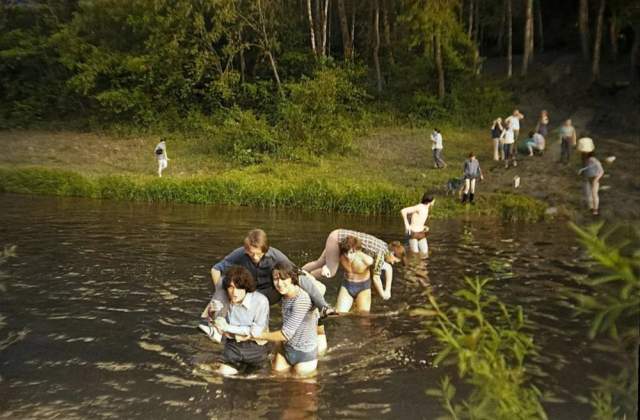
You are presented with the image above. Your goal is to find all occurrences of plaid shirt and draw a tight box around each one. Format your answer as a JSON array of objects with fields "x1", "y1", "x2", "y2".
[{"x1": 336, "y1": 229, "x2": 389, "y2": 276}]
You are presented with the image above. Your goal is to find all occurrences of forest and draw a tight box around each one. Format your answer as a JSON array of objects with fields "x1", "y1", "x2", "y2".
[{"x1": 2, "y1": 0, "x2": 639, "y2": 163}]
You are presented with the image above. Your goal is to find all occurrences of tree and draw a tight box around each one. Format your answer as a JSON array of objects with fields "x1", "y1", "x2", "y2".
[
  {"x1": 337, "y1": 0, "x2": 352, "y2": 60},
  {"x1": 591, "y1": 0, "x2": 606, "y2": 82},
  {"x1": 507, "y1": 0, "x2": 512, "y2": 77},
  {"x1": 579, "y1": 0, "x2": 590, "y2": 60},
  {"x1": 535, "y1": 0, "x2": 544, "y2": 53},
  {"x1": 306, "y1": 0, "x2": 317, "y2": 56},
  {"x1": 373, "y1": 0, "x2": 383, "y2": 94},
  {"x1": 521, "y1": 0, "x2": 534, "y2": 76}
]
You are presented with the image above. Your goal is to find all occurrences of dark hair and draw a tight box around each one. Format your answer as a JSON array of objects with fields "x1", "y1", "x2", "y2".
[
  {"x1": 272, "y1": 261, "x2": 299, "y2": 286},
  {"x1": 339, "y1": 235, "x2": 361, "y2": 255},
  {"x1": 468, "y1": 152, "x2": 475, "y2": 158},
  {"x1": 528, "y1": 130, "x2": 535, "y2": 137},
  {"x1": 421, "y1": 192, "x2": 434, "y2": 204},
  {"x1": 223, "y1": 265, "x2": 257, "y2": 292},
  {"x1": 434, "y1": 128, "x2": 440, "y2": 133},
  {"x1": 244, "y1": 229, "x2": 269, "y2": 252}
]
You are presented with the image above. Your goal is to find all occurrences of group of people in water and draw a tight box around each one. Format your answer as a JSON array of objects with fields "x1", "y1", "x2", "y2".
[{"x1": 197, "y1": 194, "x2": 434, "y2": 376}]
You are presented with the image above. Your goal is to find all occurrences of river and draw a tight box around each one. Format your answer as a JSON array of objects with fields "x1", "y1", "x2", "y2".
[{"x1": 0, "y1": 194, "x2": 618, "y2": 419}]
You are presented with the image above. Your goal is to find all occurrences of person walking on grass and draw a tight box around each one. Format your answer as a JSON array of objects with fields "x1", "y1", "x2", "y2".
[
  {"x1": 500, "y1": 120, "x2": 517, "y2": 168},
  {"x1": 430, "y1": 128, "x2": 447, "y2": 169},
  {"x1": 154, "y1": 139, "x2": 169, "y2": 177},
  {"x1": 491, "y1": 118, "x2": 505, "y2": 161},
  {"x1": 577, "y1": 138, "x2": 604, "y2": 216},
  {"x1": 559, "y1": 119, "x2": 577, "y2": 164},
  {"x1": 461, "y1": 152, "x2": 484, "y2": 205}
]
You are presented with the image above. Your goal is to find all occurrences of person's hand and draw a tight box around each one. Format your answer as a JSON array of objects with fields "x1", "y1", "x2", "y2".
[
  {"x1": 382, "y1": 290, "x2": 391, "y2": 301},
  {"x1": 214, "y1": 317, "x2": 229, "y2": 332},
  {"x1": 481, "y1": 175, "x2": 484, "y2": 181},
  {"x1": 235, "y1": 334, "x2": 251, "y2": 342},
  {"x1": 321, "y1": 265, "x2": 332, "y2": 278},
  {"x1": 405, "y1": 229, "x2": 412, "y2": 236}
]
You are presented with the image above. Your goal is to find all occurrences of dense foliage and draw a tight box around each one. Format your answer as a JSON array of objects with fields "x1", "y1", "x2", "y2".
[{"x1": 0, "y1": 0, "x2": 507, "y2": 161}]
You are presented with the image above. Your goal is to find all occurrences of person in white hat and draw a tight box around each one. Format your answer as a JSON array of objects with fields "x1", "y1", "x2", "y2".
[{"x1": 577, "y1": 138, "x2": 604, "y2": 216}]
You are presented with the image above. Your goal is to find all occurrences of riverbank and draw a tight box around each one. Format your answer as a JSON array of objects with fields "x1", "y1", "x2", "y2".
[
  {"x1": 4, "y1": 121, "x2": 639, "y2": 222},
  {"x1": 0, "y1": 128, "x2": 555, "y2": 221}
]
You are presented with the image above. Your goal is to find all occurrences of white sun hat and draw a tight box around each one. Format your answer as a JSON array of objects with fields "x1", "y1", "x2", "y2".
[{"x1": 577, "y1": 137, "x2": 595, "y2": 153}]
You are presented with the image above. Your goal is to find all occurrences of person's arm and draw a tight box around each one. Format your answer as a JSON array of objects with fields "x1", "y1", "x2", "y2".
[
  {"x1": 571, "y1": 128, "x2": 577, "y2": 145},
  {"x1": 479, "y1": 165, "x2": 484, "y2": 180},
  {"x1": 254, "y1": 330, "x2": 287, "y2": 342},
  {"x1": 210, "y1": 268, "x2": 222, "y2": 287},
  {"x1": 255, "y1": 294, "x2": 311, "y2": 342},
  {"x1": 211, "y1": 247, "x2": 244, "y2": 286},
  {"x1": 372, "y1": 275, "x2": 385, "y2": 299},
  {"x1": 381, "y1": 262, "x2": 393, "y2": 299},
  {"x1": 298, "y1": 272, "x2": 329, "y2": 310},
  {"x1": 400, "y1": 205, "x2": 418, "y2": 233}
]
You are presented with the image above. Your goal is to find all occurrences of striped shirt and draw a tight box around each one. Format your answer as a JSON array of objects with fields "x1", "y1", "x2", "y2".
[
  {"x1": 281, "y1": 288, "x2": 317, "y2": 353},
  {"x1": 336, "y1": 229, "x2": 389, "y2": 277}
]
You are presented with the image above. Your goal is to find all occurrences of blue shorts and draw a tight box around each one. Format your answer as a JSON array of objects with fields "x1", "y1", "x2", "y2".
[
  {"x1": 342, "y1": 278, "x2": 371, "y2": 299},
  {"x1": 284, "y1": 345, "x2": 317, "y2": 365}
]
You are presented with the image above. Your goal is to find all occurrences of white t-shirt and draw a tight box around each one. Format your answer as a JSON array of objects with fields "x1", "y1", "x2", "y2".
[
  {"x1": 431, "y1": 131, "x2": 443, "y2": 149},
  {"x1": 506, "y1": 116, "x2": 520, "y2": 131},
  {"x1": 502, "y1": 128, "x2": 515, "y2": 144}
]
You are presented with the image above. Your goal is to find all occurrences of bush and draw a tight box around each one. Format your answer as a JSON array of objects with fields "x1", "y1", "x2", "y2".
[{"x1": 216, "y1": 108, "x2": 281, "y2": 165}]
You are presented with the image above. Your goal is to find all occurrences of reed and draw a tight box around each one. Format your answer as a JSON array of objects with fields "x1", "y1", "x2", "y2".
[{"x1": 0, "y1": 167, "x2": 548, "y2": 221}]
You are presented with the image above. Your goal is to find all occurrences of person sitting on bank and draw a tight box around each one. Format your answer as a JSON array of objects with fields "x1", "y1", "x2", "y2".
[
  {"x1": 154, "y1": 139, "x2": 169, "y2": 177},
  {"x1": 252, "y1": 262, "x2": 320, "y2": 376},
  {"x1": 210, "y1": 266, "x2": 270, "y2": 376},
  {"x1": 335, "y1": 236, "x2": 375, "y2": 313},
  {"x1": 302, "y1": 230, "x2": 405, "y2": 301},
  {"x1": 400, "y1": 193, "x2": 434, "y2": 257}
]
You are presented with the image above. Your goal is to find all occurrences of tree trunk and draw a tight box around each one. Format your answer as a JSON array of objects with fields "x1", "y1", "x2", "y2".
[
  {"x1": 591, "y1": 0, "x2": 606, "y2": 82},
  {"x1": 314, "y1": 0, "x2": 322, "y2": 55},
  {"x1": 579, "y1": 0, "x2": 590, "y2": 60},
  {"x1": 435, "y1": 30, "x2": 445, "y2": 100},
  {"x1": 337, "y1": 0, "x2": 352, "y2": 60},
  {"x1": 373, "y1": 0, "x2": 383, "y2": 94},
  {"x1": 257, "y1": 0, "x2": 283, "y2": 97},
  {"x1": 306, "y1": 0, "x2": 317, "y2": 56},
  {"x1": 536, "y1": 0, "x2": 544, "y2": 52},
  {"x1": 350, "y1": 0, "x2": 356, "y2": 57},
  {"x1": 327, "y1": 0, "x2": 332, "y2": 57},
  {"x1": 239, "y1": 30, "x2": 246, "y2": 83},
  {"x1": 473, "y1": 0, "x2": 480, "y2": 44},
  {"x1": 609, "y1": 15, "x2": 618, "y2": 61},
  {"x1": 320, "y1": 0, "x2": 329, "y2": 57},
  {"x1": 497, "y1": 0, "x2": 505, "y2": 53},
  {"x1": 632, "y1": 24, "x2": 640, "y2": 85},
  {"x1": 382, "y1": 0, "x2": 394, "y2": 66},
  {"x1": 507, "y1": 0, "x2": 512, "y2": 78},
  {"x1": 467, "y1": 0, "x2": 474, "y2": 39},
  {"x1": 521, "y1": 0, "x2": 533, "y2": 75}
]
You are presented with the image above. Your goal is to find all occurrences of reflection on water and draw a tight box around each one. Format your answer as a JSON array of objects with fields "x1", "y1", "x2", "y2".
[{"x1": 0, "y1": 194, "x2": 620, "y2": 418}]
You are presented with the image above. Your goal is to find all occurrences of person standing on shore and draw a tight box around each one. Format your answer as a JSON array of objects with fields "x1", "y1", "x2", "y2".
[
  {"x1": 536, "y1": 110, "x2": 550, "y2": 138},
  {"x1": 505, "y1": 109, "x2": 524, "y2": 142},
  {"x1": 154, "y1": 139, "x2": 169, "y2": 177},
  {"x1": 491, "y1": 118, "x2": 504, "y2": 161},
  {"x1": 559, "y1": 119, "x2": 577, "y2": 164},
  {"x1": 430, "y1": 128, "x2": 447, "y2": 169},
  {"x1": 500, "y1": 120, "x2": 517, "y2": 168},
  {"x1": 461, "y1": 152, "x2": 484, "y2": 204},
  {"x1": 577, "y1": 138, "x2": 604, "y2": 216}
]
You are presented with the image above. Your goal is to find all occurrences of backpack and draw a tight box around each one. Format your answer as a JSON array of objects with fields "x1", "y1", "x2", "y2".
[{"x1": 155, "y1": 148, "x2": 163, "y2": 155}]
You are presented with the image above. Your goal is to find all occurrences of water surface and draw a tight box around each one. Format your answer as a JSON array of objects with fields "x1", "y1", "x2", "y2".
[{"x1": 0, "y1": 194, "x2": 616, "y2": 419}]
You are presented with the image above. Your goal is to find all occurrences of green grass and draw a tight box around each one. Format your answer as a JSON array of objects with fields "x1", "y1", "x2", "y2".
[{"x1": 0, "y1": 166, "x2": 548, "y2": 221}]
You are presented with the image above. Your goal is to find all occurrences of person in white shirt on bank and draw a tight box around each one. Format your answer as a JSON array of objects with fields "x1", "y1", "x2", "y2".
[{"x1": 430, "y1": 128, "x2": 447, "y2": 169}]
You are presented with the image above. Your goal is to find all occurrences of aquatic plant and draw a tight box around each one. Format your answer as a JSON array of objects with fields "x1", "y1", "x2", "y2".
[
  {"x1": 569, "y1": 222, "x2": 640, "y2": 420},
  {"x1": 413, "y1": 277, "x2": 547, "y2": 419}
]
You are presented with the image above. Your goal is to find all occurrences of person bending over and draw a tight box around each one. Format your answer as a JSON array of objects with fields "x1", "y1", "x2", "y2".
[
  {"x1": 302, "y1": 230, "x2": 404, "y2": 300},
  {"x1": 253, "y1": 262, "x2": 320, "y2": 376},
  {"x1": 209, "y1": 266, "x2": 270, "y2": 376},
  {"x1": 334, "y1": 236, "x2": 375, "y2": 314},
  {"x1": 401, "y1": 193, "x2": 434, "y2": 257}
]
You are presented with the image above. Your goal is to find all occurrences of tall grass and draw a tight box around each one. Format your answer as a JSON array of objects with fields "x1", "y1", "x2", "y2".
[{"x1": 0, "y1": 167, "x2": 548, "y2": 220}]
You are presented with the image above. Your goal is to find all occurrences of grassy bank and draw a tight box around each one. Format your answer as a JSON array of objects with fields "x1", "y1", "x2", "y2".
[{"x1": 0, "y1": 166, "x2": 548, "y2": 222}]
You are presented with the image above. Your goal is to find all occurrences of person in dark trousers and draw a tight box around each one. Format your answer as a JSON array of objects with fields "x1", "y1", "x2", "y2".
[{"x1": 462, "y1": 152, "x2": 484, "y2": 204}]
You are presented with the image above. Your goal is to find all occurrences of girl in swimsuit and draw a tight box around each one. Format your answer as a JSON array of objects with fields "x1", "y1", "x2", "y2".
[{"x1": 335, "y1": 236, "x2": 374, "y2": 313}]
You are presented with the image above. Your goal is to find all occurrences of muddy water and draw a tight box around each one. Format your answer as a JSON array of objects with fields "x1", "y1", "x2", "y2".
[{"x1": 0, "y1": 194, "x2": 617, "y2": 419}]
